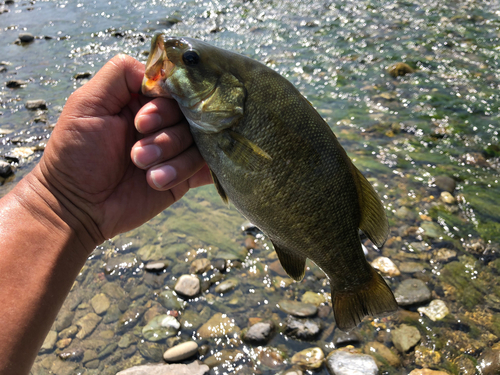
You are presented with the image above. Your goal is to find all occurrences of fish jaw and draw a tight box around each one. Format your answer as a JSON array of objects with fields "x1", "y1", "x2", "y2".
[{"x1": 141, "y1": 33, "x2": 175, "y2": 98}]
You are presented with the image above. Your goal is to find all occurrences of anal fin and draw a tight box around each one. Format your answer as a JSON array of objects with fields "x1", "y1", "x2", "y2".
[{"x1": 272, "y1": 241, "x2": 306, "y2": 281}]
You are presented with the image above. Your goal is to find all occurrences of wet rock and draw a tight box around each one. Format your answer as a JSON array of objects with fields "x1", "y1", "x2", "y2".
[
  {"x1": 363, "y1": 341, "x2": 400, "y2": 367},
  {"x1": 391, "y1": 324, "x2": 421, "y2": 353},
  {"x1": 39, "y1": 330, "x2": 57, "y2": 353},
  {"x1": 197, "y1": 312, "x2": 239, "y2": 339},
  {"x1": 420, "y1": 222, "x2": 442, "y2": 238},
  {"x1": 432, "y1": 248, "x2": 457, "y2": 263},
  {"x1": 130, "y1": 283, "x2": 149, "y2": 299},
  {"x1": 54, "y1": 310, "x2": 74, "y2": 331},
  {"x1": 73, "y1": 72, "x2": 92, "y2": 80},
  {"x1": 18, "y1": 32, "x2": 35, "y2": 43},
  {"x1": 332, "y1": 330, "x2": 362, "y2": 347},
  {"x1": 440, "y1": 191, "x2": 456, "y2": 204},
  {"x1": 145, "y1": 261, "x2": 168, "y2": 272},
  {"x1": 326, "y1": 349, "x2": 378, "y2": 375},
  {"x1": 50, "y1": 359, "x2": 78, "y2": 375},
  {"x1": 163, "y1": 341, "x2": 198, "y2": 362},
  {"x1": 6, "y1": 79, "x2": 26, "y2": 88},
  {"x1": 25, "y1": 99, "x2": 47, "y2": 110},
  {"x1": 59, "y1": 347, "x2": 84, "y2": 362},
  {"x1": 102, "y1": 282, "x2": 126, "y2": 299},
  {"x1": 158, "y1": 290, "x2": 185, "y2": 310},
  {"x1": 0, "y1": 161, "x2": 13, "y2": 178},
  {"x1": 395, "y1": 206, "x2": 417, "y2": 221},
  {"x1": 408, "y1": 370, "x2": 450, "y2": 375},
  {"x1": 257, "y1": 347, "x2": 285, "y2": 370},
  {"x1": 90, "y1": 293, "x2": 110, "y2": 315},
  {"x1": 399, "y1": 261, "x2": 426, "y2": 273},
  {"x1": 142, "y1": 314, "x2": 180, "y2": 342},
  {"x1": 56, "y1": 338, "x2": 72, "y2": 350},
  {"x1": 285, "y1": 316, "x2": 321, "y2": 340},
  {"x1": 414, "y1": 345, "x2": 441, "y2": 368},
  {"x1": 116, "y1": 305, "x2": 146, "y2": 333},
  {"x1": 103, "y1": 304, "x2": 121, "y2": 324},
  {"x1": 478, "y1": 348, "x2": 500, "y2": 375},
  {"x1": 434, "y1": 175, "x2": 456, "y2": 193},
  {"x1": 394, "y1": 278, "x2": 431, "y2": 306},
  {"x1": 137, "y1": 341, "x2": 165, "y2": 362},
  {"x1": 190, "y1": 258, "x2": 211, "y2": 274},
  {"x1": 175, "y1": 274, "x2": 200, "y2": 297},
  {"x1": 291, "y1": 347, "x2": 324, "y2": 370},
  {"x1": 58, "y1": 325, "x2": 78, "y2": 339},
  {"x1": 204, "y1": 349, "x2": 245, "y2": 367},
  {"x1": 214, "y1": 278, "x2": 238, "y2": 294},
  {"x1": 242, "y1": 321, "x2": 274, "y2": 344},
  {"x1": 75, "y1": 312, "x2": 101, "y2": 339},
  {"x1": 116, "y1": 361, "x2": 210, "y2": 375},
  {"x1": 453, "y1": 355, "x2": 476, "y2": 375},
  {"x1": 371, "y1": 257, "x2": 401, "y2": 277},
  {"x1": 301, "y1": 291, "x2": 326, "y2": 306},
  {"x1": 269, "y1": 260, "x2": 288, "y2": 276},
  {"x1": 278, "y1": 300, "x2": 318, "y2": 317},
  {"x1": 118, "y1": 333, "x2": 137, "y2": 349},
  {"x1": 104, "y1": 253, "x2": 139, "y2": 277},
  {"x1": 418, "y1": 299, "x2": 449, "y2": 321},
  {"x1": 388, "y1": 62, "x2": 414, "y2": 77}
]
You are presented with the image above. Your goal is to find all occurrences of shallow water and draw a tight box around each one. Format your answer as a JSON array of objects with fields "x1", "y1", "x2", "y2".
[{"x1": 1, "y1": 0, "x2": 500, "y2": 374}]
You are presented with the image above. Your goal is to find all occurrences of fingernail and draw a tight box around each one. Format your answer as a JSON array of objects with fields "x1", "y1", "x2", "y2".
[
  {"x1": 135, "y1": 113, "x2": 162, "y2": 133},
  {"x1": 133, "y1": 145, "x2": 161, "y2": 168},
  {"x1": 150, "y1": 165, "x2": 177, "y2": 188}
]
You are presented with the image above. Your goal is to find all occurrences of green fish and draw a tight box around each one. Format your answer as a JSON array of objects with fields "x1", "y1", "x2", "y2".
[{"x1": 142, "y1": 34, "x2": 398, "y2": 330}]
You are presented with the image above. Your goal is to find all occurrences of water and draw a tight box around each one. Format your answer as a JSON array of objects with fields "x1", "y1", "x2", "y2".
[{"x1": 1, "y1": 0, "x2": 499, "y2": 374}]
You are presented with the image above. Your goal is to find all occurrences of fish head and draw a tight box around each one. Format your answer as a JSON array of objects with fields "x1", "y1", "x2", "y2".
[{"x1": 142, "y1": 34, "x2": 245, "y2": 133}]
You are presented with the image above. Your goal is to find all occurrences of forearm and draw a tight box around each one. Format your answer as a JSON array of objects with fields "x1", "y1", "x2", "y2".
[{"x1": 0, "y1": 168, "x2": 96, "y2": 375}]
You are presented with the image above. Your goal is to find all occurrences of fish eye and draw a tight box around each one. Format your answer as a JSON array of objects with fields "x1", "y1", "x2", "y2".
[{"x1": 182, "y1": 50, "x2": 200, "y2": 66}]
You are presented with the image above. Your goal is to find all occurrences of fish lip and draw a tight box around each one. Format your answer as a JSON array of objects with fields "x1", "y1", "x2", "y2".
[{"x1": 141, "y1": 33, "x2": 175, "y2": 98}]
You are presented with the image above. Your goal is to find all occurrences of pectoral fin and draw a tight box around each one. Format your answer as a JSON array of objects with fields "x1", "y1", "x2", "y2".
[
  {"x1": 218, "y1": 130, "x2": 272, "y2": 171},
  {"x1": 209, "y1": 169, "x2": 229, "y2": 206},
  {"x1": 272, "y1": 242, "x2": 306, "y2": 281}
]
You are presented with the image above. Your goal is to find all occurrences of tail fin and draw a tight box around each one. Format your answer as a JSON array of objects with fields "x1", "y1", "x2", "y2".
[{"x1": 332, "y1": 267, "x2": 398, "y2": 331}]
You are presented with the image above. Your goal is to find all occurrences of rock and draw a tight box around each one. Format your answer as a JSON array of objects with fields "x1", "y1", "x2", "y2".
[
  {"x1": 363, "y1": 341, "x2": 400, "y2": 367},
  {"x1": 50, "y1": 359, "x2": 79, "y2": 375},
  {"x1": 104, "y1": 253, "x2": 139, "y2": 277},
  {"x1": 332, "y1": 330, "x2": 362, "y2": 346},
  {"x1": 434, "y1": 175, "x2": 456, "y2": 193},
  {"x1": 214, "y1": 278, "x2": 238, "y2": 294},
  {"x1": 142, "y1": 314, "x2": 180, "y2": 342},
  {"x1": 395, "y1": 206, "x2": 417, "y2": 220},
  {"x1": 301, "y1": 291, "x2": 326, "y2": 306},
  {"x1": 394, "y1": 278, "x2": 431, "y2": 306},
  {"x1": 190, "y1": 258, "x2": 211, "y2": 274},
  {"x1": 39, "y1": 330, "x2": 57, "y2": 353},
  {"x1": 145, "y1": 261, "x2": 168, "y2": 272},
  {"x1": 90, "y1": 293, "x2": 110, "y2": 315},
  {"x1": 130, "y1": 283, "x2": 149, "y2": 300},
  {"x1": 6, "y1": 79, "x2": 26, "y2": 88},
  {"x1": 0, "y1": 161, "x2": 12, "y2": 179},
  {"x1": 399, "y1": 261, "x2": 426, "y2": 273},
  {"x1": 417, "y1": 299, "x2": 449, "y2": 321},
  {"x1": 285, "y1": 316, "x2": 321, "y2": 340},
  {"x1": 432, "y1": 248, "x2": 457, "y2": 263},
  {"x1": 453, "y1": 354, "x2": 476, "y2": 374},
  {"x1": 440, "y1": 191, "x2": 456, "y2": 204},
  {"x1": 204, "y1": 349, "x2": 245, "y2": 367},
  {"x1": 56, "y1": 338, "x2": 72, "y2": 350},
  {"x1": 175, "y1": 274, "x2": 200, "y2": 297},
  {"x1": 103, "y1": 304, "x2": 121, "y2": 323},
  {"x1": 414, "y1": 345, "x2": 441, "y2": 368},
  {"x1": 242, "y1": 321, "x2": 273, "y2": 344},
  {"x1": 18, "y1": 32, "x2": 35, "y2": 43},
  {"x1": 291, "y1": 347, "x2": 324, "y2": 370},
  {"x1": 137, "y1": 341, "x2": 165, "y2": 362},
  {"x1": 371, "y1": 257, "x2": 401, "y2": 277},
  {"x1": 58, "y1": 325, "x2": 78, "y2": 339},
  {"x1": 163, "y1": 341, "x2": 198, "y2": 362},
  {"x1": 75, "y1": 312, "x2": 102, "y2": 339},
  {"x1": 391, "y1": 324, "x2": 421, "y2": 353},
  {"x1": 257, "y1": 347, "x2": 285, "y2": 370},
  {"x1": 117, "y1": 361, "x2": 210, "y2": 375},
  {"x1": 388, "y1": 62, "x2": 414, "y2": 77},
  {"x1": 326, "y1": 349, "x2": 378, "y2": 375},
  {"x1": 408, "y1": 370, "x2": 450, "y2": 375},
  {"x1": 25, "y1": 99, "x2": 47, "y2": 110},
  {"x1": 278, "y1": 300, "x2": 318, "y2": 317},
  {"x1": 269, "y1": 260, "x2": 288, "y2": 276},
  {"x1": 101, "y1": 282, "x2": 126, "y2": 299},
  {"x1": 116, "y1": 305, "x2": 146, "y2": 333},
  {"x1": 59, "y1": 347, "x2": 84, "y2": 362},
  {"x1": 158, "y1": 290, "x2": 185, "y2": 310},
  {"x1": 197, "y1": 313, "x2": 239, "y2": 339},
  {"x1": 54, "y1": 310, "x2": 74, "y2": 331},
  {"x1": 477, "y1": 348, "x2": 500, "y2": 375},
  {"x1": 73, "y1": 72, "x2": 92, "y2": 80},
  {"x1": 420, "y1": 222, "x2": 442, "y2": 238},
  {"x1": 118, "y1": 333, "x2": 137, "y2": 349}
]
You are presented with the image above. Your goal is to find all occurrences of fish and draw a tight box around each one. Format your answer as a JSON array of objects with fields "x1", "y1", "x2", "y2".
[{"x1": 141, "y1": 34, "x2": 398, "y2": 330}]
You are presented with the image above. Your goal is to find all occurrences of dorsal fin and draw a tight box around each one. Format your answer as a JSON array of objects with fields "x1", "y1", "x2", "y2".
[{"x1": 272, "y1": 241, "x2": 306, "y2": 281}]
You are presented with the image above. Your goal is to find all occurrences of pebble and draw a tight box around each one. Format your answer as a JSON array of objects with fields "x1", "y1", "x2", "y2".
[
  {"x1": 190, "y1": 258, "x2": 211, "y2": 274},
  {"x1": 56, "y1": 338, "x2": 72, "y2": 350},
  {"x1": 418, "y1": 299, "x2": 449, "y2": 321},
  {"x1": 175, "y1": 274, "x2": 200, "y2": 297},
  {"x1": 73, "y1": 72, "x2": 92, "y2": 79},
  {"x1": 116, "y1": 305, "x2": 146, "y2": 333},
  {"x1": 137, "y1": 341, "x2": 165, "y2": 362},
  {"x1": 0, "y1": 161, "x2": 12, "y2": 178},
  {"x1": 75, "y1": 312, "x2": 102, "y2": 339},
  {"x1": 204, "y1": 349, "x2": 245, "y2": 367},
  {"x1": 163, "y1": 341, "x2": 199, "y2": 362},
  {"x1": 285, "y1": 316, "x2": 321, "y2": 340},
  {"x1": 371, "y1": 257, "x2": 401, "y2": 277},
  {"x1": 197, "y1": 312, "x2": 239, "y2": 339},
  {"x1": 118, "y1": 333, "x2": 137, "y2": 349},
  {"x1": 432, "y1": 248, "x2": 457, "y2": 263},
  {"x1": 394, "y1": 278, "x2": 431, "y2": 306},
  {"x1": 58, "y1": 325, "x2": 78, "y2": 339},
  {"x1": 363, "y1": 341, "x2": 400, "y2": 367},
  {"x1": 395, "y1": 206, "x2": 417, "y2": 220},
  {"x1": 391, "y1": 324, "x2": 421, "y2": 353},
  {"x1": 399, "y1": 261, "x2": 426, "y2": 273},
  {"x1": 332, "y1": 330, "x2": 362, "y2": 347},
  {"x1": 278, "y1": 300, "x2": 318, "y2": 317},
  {"x1": 408, "y1": 370, "x2": 450, "y2": 375},
  {"x1": 301, "y1": 291, "x2": 326, "y2": 306},
  {"x1": 420, "y1": 222, "x2": 442, "y2": 238},
  {"x1": 142, "y1": 314, "x2": 180, "y2": 342},
  {"x1": 440, "y1": 191, "x2": 456, "y2": 204},
  {"x1": 478, "y1": 348, "x2": 500, "y2": 375},
  {"x1": 291, "y1": 347, "x2": 324, "y2": 370},
  {"x1": 25, "y1": 99, "x2": 47, "y2": 110},
  {"x1": 214, "y1": 278, "x2": 238, "y2": 293},
  {"x1": 6, "y1": 79, "x2": 26, "y2": 88},
  {"x1": 434, "y1": 175, "x2": 456, "y2": 193},
  {"x1": 90, "y1": 293, "x2": 110, "y2": 315},
  {"x1": 242, "y1": 321, "x2": 273, "y2": 344},
  {"x1": 39, "y1": 330, "x2": 57, "y2": 353},
  {"x1": 145, "y1": 261, "x2": 168, "y2": 272},
  {"x1": 414, "y1": 345, "x2": 441, "y2": 368},
  {"x1": 18, "y1": 32, "x2": 35, "y2": 43},
  {"x1": 326, "y1": 349, "x2": 378, "y2": 375}
]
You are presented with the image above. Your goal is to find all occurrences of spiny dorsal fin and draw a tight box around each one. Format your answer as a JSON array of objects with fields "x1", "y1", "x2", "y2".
[
  {"x1": 209, "y1": 169, "x2": 229, "y2": 206},
  {"x1": 351, "y1": 166, "x2": 389, "y2": 248},
  {"x1": 218, "y1": 130, "x2": 272, "y2": 171},
  {"x1": 272, "y1": 241, "x2": 306, "y2": 281},
  {"x1": 333, "y1": 266, "x2": 398, "y2": 331}
]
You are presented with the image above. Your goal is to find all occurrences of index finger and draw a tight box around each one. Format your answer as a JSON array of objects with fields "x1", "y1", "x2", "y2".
[{"x1": 135, "y1": 97, "x2": 184, "y2": 134}]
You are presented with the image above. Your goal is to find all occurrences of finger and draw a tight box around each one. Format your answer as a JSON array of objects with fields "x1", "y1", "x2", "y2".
[
  {"x1": 146, "y1": 145, "x2": 206, "y2": 191},
  {"x1": 131, "y1": 121, "x2": 193, "y2": 169},
  {"x1": 135, "y1": 97, "x2": 184, "y2": 134},
  {"x1": 187, "y1": 164, "x2": 213, "y2": 189}
]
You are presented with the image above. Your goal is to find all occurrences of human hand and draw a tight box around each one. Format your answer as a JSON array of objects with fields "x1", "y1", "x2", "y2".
[{"x1": 28, "y1": 54, "x2": 211, "y2": 251}]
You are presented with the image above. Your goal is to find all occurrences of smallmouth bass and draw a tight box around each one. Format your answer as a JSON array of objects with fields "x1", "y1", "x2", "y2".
[{"x1": 142, "y1": 34, "x2": 398, "y2": 330}]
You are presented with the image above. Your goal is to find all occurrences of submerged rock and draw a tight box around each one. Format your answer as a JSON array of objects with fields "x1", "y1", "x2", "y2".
[
  {"x1": 391, "y1": 324, "x2": 421, "y2": 353},
  {"x1": 326, "y1": 349, "x2": 378, "y2": 375},
  {"x1": 75, "y1": 313, "x2": 102, "y2": 339},
  {"x1": 142, "y1": 314, "x2": 180, "y2": 342},
  {"x1": 478, "y1": 348, "x2": 500, "y2": 375},
  {"x1": 214, "y1": 278, "x2": 239, "y2": 294},
  {"x1": 175, "y1": 274, "x2": 200, "y2": 297},
  {"x1": 363, "y1": 341, "x2": 401, "y2": 367},
  {"x1": 39, "y1": 331, "x2": 57, "y2": 353},
  {"x1": 197, "y1": 313, "x2": 239, "y2": 339},
  {"x1": 394, "y1": 278, "x2": 431, "y2": 306},
  {"x1": 371, "y1": 257, "x2": 401, "y2": 277},
  {"x1": 163, "y1": 341, "x2": 199, "y2": 362},
  {"x1": 90, "y1": 293, "x2": 110, "y2": 315},
  {"x1": 291, "y1": 347, "x2": 324, "y2": 370},
  {"x1": 285, "y1": 316, "x2": 321, "y2": 340},
  {"x1": 190, "y1": 258, "x2": 211, "y2": 274},
  {"x1": 434, "y1": 175, "x2": 456, "y2": 193},
  {"x1": 278, "y1": 300, "x2": 318, "y2": 317},
  {"x1": 25, "y1": 99, "x2": 47, "y2": 110},
  {"x1": 242, "y1": 321, "x2": 274, "y2": 344},
  {"x1": 332, "y1": 330, "x2": 362, "y2": 347},
  {"x1": 18, "y1": 32, "x2": 35, "y2": 43},
  {"x1": 388, "y1": 62, "x2": 414, "y2": 77},
  {"x1": 417, "y1": 299, "x2": 449, "y2": 321}
]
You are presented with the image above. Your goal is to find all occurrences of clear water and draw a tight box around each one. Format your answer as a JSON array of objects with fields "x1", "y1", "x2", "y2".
[{"x1": 1, "y1": 0, "x2": 499, "y2": 374}]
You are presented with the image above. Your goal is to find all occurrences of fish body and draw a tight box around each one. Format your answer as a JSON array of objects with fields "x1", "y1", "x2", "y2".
[{"x1": 142, "y1": 34, "x2": 398, "y2": 330}]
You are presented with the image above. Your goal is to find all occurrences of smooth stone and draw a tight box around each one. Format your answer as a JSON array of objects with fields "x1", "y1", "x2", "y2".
[
  {"x1": 104, "y1": 253, "x2": 139, "y2": 276},
  {"x1": 50, "y1": 359, "x2": 79, "y2": 375},
  {"x1": 418, "y1": 299, "x2": 449, "y2": 321},
  {"x1": 394, "y1": 206, "x2": 417, "y2": 220},
  {"x1": 58, "y1": 325, "x2": 78, "y2": 339},
  {"x1": 291, "y1": 347, "x2": 324, "y2": 370},
  {"x1": 409, "y1": 370, "x2": 450, "y2": 375},
  {"x1": 394, "y1": 278, "x2": 431, "y2": 306},
  {"x1": 420, "y1": 222, "x2": 442, "y2": 238},
  {"x1": 145, "y1": 261, "x2": 168, "y2": 272},
  {"x1": 301, "y1": 291, "x2": 326, "y2": 306},
  {"x1": 363, "y1": 341, "x2": 401, "y2": 367},
  {"x1": 25, "y1": 99, "x2": 47, "y2": 110},
  {"x1": 6, "y1": 79, "x2": 26, "y2": 88},
  {"x1": 175, "y1": 274, "x2": 200, "y2": 297},
  {"x1": 214, "y1": 278, "x2": 238, "y2": 294},
  {"x1": 117, "y1": 361, "x2": 210, "y2": 375},
  {"x1": 408, "y1": 241, "x2": 429, "y2": 252},
  {"x1": 142, "y1": 314, "x2": 180, "y2": 342},
  {"x1": 399, "y1": 261, "x2": 426, "y2": 273},
  {"x1": 137, "y1": 341, "x2": 165, "y2": 362},
  {"x1": 478, "y1": 349, "x2": 500, "y2": 375},
  {"x1": 103, "y1": 303, "x2": 121, "y2": 324},
  {"x1": 371, "y1": 257, "x2": 401, "y2": 277},
  {"x1": 433, "y1": 248, "x2": 457, "y2": 263},
  {"x1": 118, "y1": 333, "x2": 137, "y2": 349},
  {"x1": 387, "y1": 62, "x2": 414, "y2": 77},
  {"x1": 332, "y1": 330, "x2": 362, "y2": 347},
  {"x1": 18, "y1": 32, "x2": 34, "y2": 43},
  {"x1": 54, "y1": 310, "x2": 74, "y2": 331},
  {"x1": 257, "y1": 347, "x2": 285, "y2": 370},
  {"x1": 326, "y1": 350, "x2": 378, "y2": 375},
  {"x1": 434, "y1": 175, "x2": 456, "y2": 193},
  {"x1": 242, "y1": 321, "x2": 273, "y2": 344},
  {"x1": 190, "y1": 258, "x2": 211, "y2": 274},
  {"x1": 116, "y1": 305, "x2": 146, "y2": 333},
  {"x1": 59, "y1": 347, "x2": 84, "y2": 362},
  {"x1": 130, "y1": 284, "x2": 149, "y2": 300},
  {"x1": 39, "y1": 330, "x2": 57, "y2": 353},
  {"x1": 197, "y1": 313, "x2": 239, "y2": 339},
  {"x1": 440, "y1": 191, "x2": 456, "y2": 204},
  {"x1": 73, "y1": 72, "x2": 92, "y2": 79},
  {"x1": 391, "y1": 324, "x2": 421, "y2": 353},
  {"x1": 414, "y1": 345, "x2": 441, "y2": 368},
  {"x1": 158, "y1": 290, "x2": 185, "y2": 310},
  {"x1": 278, "y1": 300, "x2": 318, "y2": 317},
  {"x1": 163, "y1": 341, "x2": 199, "y2": 362},
  {"x1": 180, "y1": 307, "x2": 210, "y2": 330},
  {"x1": 285, "y1": 316, "x2": 321, "y2": 340},
  {"x1": 90, "y1": 293, "x2": 110, "y2": 315},
  {"x1": 56, "y1": 338, "x2": 72, "y2": 350},
  {"x1": 75, "y1": 312, "x2": 101, "y2": 339},
  {"x1": 101, "y1": 282, "x2": 126, "y2": 299}
]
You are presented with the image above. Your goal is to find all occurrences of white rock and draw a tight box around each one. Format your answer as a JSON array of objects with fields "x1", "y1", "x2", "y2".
[
  {"x1": 371, "y1": 257, "x2": 401, "y2": 277},
  {"x1": 326, "y1": 350, "x2": 378, "y2": 375},
  {"x1": 163, "y1": 341, "x2": 199, "y2": 362},
  {"x1": 174, "y1": 274, "x2": 200, "y2": 297},
  {"x1": 418, "y1": 299, "x2": 449, "y2": 321}
]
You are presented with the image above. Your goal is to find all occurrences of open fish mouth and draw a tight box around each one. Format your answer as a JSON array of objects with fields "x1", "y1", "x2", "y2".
[{"x1": 141, "y1": 34, "x2": 175, "y2": 97}]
